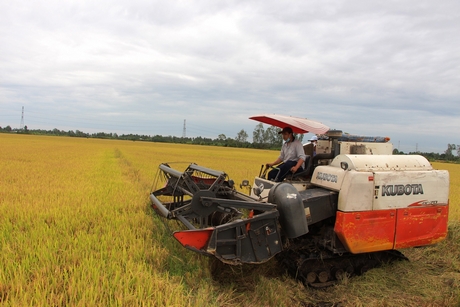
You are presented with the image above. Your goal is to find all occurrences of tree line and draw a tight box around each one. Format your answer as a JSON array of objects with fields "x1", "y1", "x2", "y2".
[
  {"x1": 0, "y1": 123, "x2": 285, "y2": 149},
  {"x1": 1, "y1": 124, "x2": 458, "y2": 162}
]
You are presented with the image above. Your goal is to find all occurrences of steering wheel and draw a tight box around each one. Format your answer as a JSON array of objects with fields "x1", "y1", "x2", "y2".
[{"x1": 261, "y1": 164, "x2": 279, "y2": 180}]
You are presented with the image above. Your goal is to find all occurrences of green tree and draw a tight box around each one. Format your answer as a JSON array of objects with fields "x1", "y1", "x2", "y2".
[
  {"x1": 235, "y1": 129, "x2": 248, "y2": 143},
  {"x1": 253, "y1": 123, "x2": 265, "y2": 147},
  {"x1": 445, "y1": 144, "x2": 456, "y2": 160},
  {"x1": 297, "y1": 134, "x2": 304, "y2": 143},
  {"x1": 264, "y1": 126, "x2": 282, "y2": 148}
]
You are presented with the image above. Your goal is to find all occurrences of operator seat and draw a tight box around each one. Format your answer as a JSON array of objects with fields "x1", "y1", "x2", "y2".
[
  {"x1": 291, "y1": 155, "x2": 313, "y2": 180},
  {"x1": 290, "y1": 143, "x2": 315, "y2": 180}
]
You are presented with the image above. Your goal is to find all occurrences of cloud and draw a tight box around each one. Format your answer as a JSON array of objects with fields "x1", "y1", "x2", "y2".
[{"x1": 0, "y1": 0, "x2": 459, "y2": 153}]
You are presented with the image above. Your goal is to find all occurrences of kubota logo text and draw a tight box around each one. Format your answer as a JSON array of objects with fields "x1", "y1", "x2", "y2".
[
  {"x1": 316, "y1": 172, "x2": 338, "y2": 183},
  {"x1": 381, "y1": 184, "x2": 424, "y2": 196}
]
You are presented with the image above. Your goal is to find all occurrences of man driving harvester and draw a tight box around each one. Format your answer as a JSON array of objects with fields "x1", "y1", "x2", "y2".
[{"x1": 266, "y1": 126, "x2": 306, "y2": 182}]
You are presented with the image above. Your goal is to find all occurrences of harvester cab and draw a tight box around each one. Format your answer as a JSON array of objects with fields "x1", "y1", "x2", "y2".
[
  {"x1": 149, "y1": 114, "x2": 449, "y2": 287},
  {"x1": 250, "y1": 124, "x2": 394, "y2": 200}
]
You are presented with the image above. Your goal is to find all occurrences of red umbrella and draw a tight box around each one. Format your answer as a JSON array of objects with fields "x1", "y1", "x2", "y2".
[{"x1": 249, "y1": 114, "x2": 329, "y2": 134}]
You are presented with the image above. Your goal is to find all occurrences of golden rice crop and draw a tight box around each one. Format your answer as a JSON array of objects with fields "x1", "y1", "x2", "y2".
[
  {"x1": 1, "y1": 133, "x2": 459, "y2": 306},
  {"x1": 432, "y1": 162, "x2": 460, "y2": 222},
  {"x1": 0, "y1": 134, "x2": 221, "y2": 306},
  {"x1": 0, "y1": 134, "x2": 277, "y2": 306}
]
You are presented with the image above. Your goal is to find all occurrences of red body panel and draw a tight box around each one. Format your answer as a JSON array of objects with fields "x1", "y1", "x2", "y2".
[
  {"x1": 394, "y1": 205, "x2": 448, "y2": 249},
  {"x1": 173, "y1": 229, "x2": 214, "y2": 250},
  {"x1": 334, "y1": 210, "x2": 396, "y2": 253},
  {"x1": 334, "y1": 204, "x2": 449, "y2": 254}
]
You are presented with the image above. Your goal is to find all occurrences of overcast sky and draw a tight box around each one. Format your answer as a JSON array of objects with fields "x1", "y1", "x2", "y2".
[{"x1": 1, "y1": 0, "x2": 459, "y2": 153}]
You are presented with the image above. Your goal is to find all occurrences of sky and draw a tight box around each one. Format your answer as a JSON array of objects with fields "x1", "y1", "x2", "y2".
[{"x1": 1, "y1": 0, "x2": 459, "y2": 154}]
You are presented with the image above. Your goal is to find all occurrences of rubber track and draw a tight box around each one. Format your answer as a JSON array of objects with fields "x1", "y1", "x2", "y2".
[{"x1": 277, "y1": 244, "x2": 408, "y2": 288}]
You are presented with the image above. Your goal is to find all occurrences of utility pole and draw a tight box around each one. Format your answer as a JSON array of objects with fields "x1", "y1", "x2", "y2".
[
  {"x1": 20, "y1": 106, "x2": 24, "y2": 130},
  {"x1": 182, "y1": 119, "x2": 186, "y2": 138}
]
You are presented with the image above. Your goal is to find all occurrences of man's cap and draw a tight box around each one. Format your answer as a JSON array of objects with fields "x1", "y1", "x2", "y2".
[
  {"x1": 309, "y1": 135, "x2": 318, "y2": 141},
  {"x1": 278, "y1": 127, "x2": 293, "y2": 134}
]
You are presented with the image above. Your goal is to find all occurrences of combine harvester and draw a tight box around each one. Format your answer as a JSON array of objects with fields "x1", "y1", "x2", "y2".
[{"x1": 150, "y1": 114, "x2": 449, "y2": 287}]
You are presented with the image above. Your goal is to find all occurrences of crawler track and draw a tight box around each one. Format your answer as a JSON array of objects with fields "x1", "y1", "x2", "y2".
[{"x1": 277, "y1": 241, "x2": 408, "y2": 288}]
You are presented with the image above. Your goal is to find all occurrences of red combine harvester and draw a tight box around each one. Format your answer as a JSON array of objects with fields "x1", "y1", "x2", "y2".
[{"x1": 150, "y1": 114, "x2": 449, "y2": 287}]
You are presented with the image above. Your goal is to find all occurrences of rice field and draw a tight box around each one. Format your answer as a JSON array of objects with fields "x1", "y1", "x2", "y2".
[
  {"x1": 432, "y1": 162, "x2": 460, "y2": 222},
  {"x1": 0, "y1": 133, "x2": 459, "y2": 306}
]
